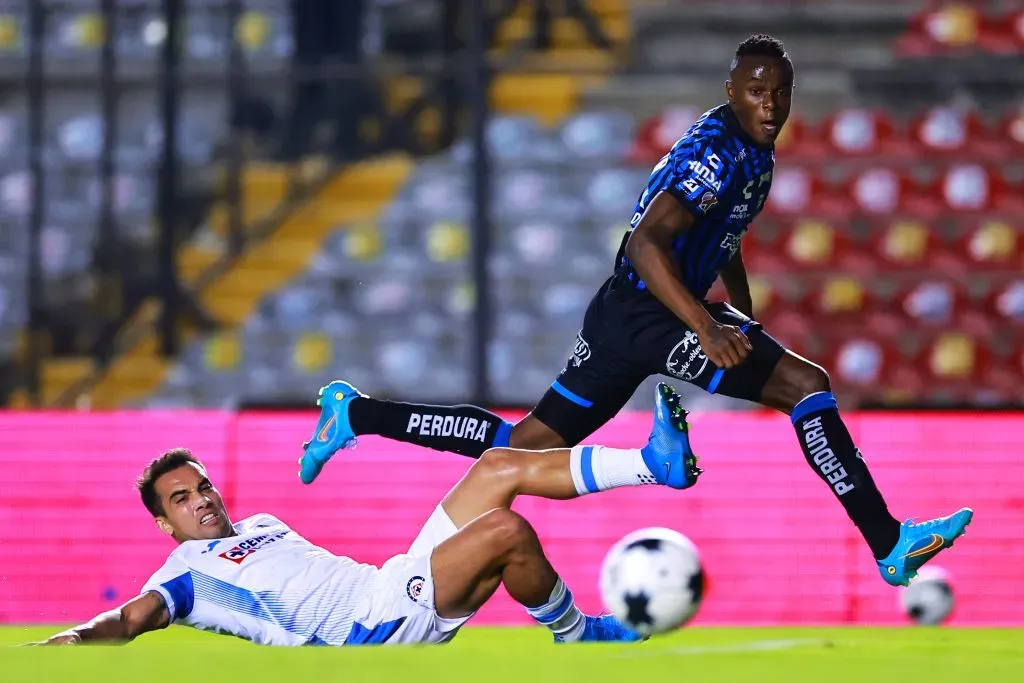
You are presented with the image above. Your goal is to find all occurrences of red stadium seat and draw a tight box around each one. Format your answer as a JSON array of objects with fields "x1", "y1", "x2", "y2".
[
  {"x1": 957, "y1": 218, "x2": 1022, "y2": 271},
  {"x1": 868, "y1": 219, "x2": 961, "y2": 273},
  {"x1": 997, "y1": 105, "x2": 1024, "y2": 151},
  {"x1": 819, "y1": 108, "x2": 915, "y2": 160},
  {"x1": 895, "y1": 279, "x2": 993, "y2": 336},
  {"x1": 983, "y1": 279, "x2": 1024, "y2": 327},
  {"x1": 740, "y1": 228, "x2": 787, "y2": 274},
  {"x1": 823, "y1": 334, "x2": 902, "y2": 391},
  {"x1": 929, "y1": 164, "x2": 1024, "y2": 214},
  {"x1": 896, "y1": 2, "x2": 983, "y2": 56},
  {"x1": 977, "y1": 10, "x2": 1024, "y2": 54},
  {"x1": 628, "y1": 105, "x2": 702, "y2": 163},
  {"x1": 913, "y1": 332, "x2": 996, "y2": 401},
  {"x1": 774, "y1": 219, "x2": 875, "y2": 275},
  {"x1": 798, "y1": 276, "x2": 890, "y2": 339},
  {"x1": 760, "y1": 167, "x2": 848, "y2": 219},
  {"x1": 773, "y1": 114, "x2": 828, "y2": 161},
  {"x1": 1011, "y1": 11, "x2": 1024, "y2": 49},
  {"x1": 747, "y1": 275, "x2": 784, "y2": 324},
  {"x1": 842, "y1": 167, "x2": 938, "y2": 219},
  {"x1": 908, "y1": 106, "x2": 1003, "y2": 160}
]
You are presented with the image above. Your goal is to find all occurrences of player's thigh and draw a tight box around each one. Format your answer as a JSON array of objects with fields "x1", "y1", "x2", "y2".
[
  {"x1": 532, "y1": 331, "x2": 647, "y2": 446},
  {"x1": 429, "y1": 508, "x2": 526, "y2": 621},
  {"x1": 695, "y1": 303, "x2": 786, "y2": 403},
  {"x1": 639, "y1": 301, "x2": 784, "y2": 403}
]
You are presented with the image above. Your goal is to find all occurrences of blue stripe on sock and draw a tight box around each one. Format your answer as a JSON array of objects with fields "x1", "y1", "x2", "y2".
[
  {"x1": 706, "y1": 322, "x2": 751, "y2": 395},
  {"x1": 791, "y1": 391, "x2": 839, "y2": 425},
  {"x1": 551, "y1": 380, "x2": 594, "y2": 408},
  {"x1": 491, "y1": 420, "x2": 512, "y2": 448},
  {"x1": 527, "y1": 587, "x2": 574, "y2": 625},
  {"x1": 579, "y1": 446, "x2": 599, "y2": 494}
]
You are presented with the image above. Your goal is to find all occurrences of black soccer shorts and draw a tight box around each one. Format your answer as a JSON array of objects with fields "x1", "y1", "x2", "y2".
[{"x1": 532, "y1": 273, "x2": 787, "y2": 445}]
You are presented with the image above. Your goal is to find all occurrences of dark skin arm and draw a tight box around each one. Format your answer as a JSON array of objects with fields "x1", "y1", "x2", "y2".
[
  {"x1": 28, "y1": 591, "x2": 170, "y2": 645},
  {"x1": 624, "y1": 191, "x2": 751, "y2": 369},
  {"x1": 719, "y1": 245, "x2": 753, "y2": 318}
]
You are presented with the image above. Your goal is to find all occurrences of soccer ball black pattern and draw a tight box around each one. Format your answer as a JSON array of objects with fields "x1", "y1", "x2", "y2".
[
  {"x1": 599, "y1": 528, "x2": 706, "y2": 637},
  {"x1": 900, "y1": 566, "x2": 954, "y2": 626}
]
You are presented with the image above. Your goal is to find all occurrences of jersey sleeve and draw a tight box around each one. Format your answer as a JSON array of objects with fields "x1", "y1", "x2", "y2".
[
  {"x1": 664, "y1": 137, "x2": 738, "y2": 218},
  {"x1": 140, "y1": 554, "x2": 194, "y2": 623}
]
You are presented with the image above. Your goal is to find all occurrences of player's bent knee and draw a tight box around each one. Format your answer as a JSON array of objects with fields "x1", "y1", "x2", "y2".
[
  {"x1": 475, "y1": 508, "x2": 537, "y2": 555},
  {"x1": 472, "y1": 448, "x2": 523, "y2": 484},
  {"x1": 789, "y1": 360, "x2": 831, "y2": 399}
]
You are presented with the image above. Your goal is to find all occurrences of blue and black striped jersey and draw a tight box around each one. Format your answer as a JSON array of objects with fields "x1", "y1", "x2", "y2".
[{"x1": 615, "y1": 104, "x2": 775, "y2": 300}]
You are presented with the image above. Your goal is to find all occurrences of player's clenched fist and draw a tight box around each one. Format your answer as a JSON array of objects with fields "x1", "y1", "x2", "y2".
[{"x1": 697, "y1": 322, "x2": 752, "y2": 369}]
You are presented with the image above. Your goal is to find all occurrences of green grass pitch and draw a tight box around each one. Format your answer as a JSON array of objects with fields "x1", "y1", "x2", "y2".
[{"x1": 4, "y1": 625, "x2": 1022, "y2": 683}]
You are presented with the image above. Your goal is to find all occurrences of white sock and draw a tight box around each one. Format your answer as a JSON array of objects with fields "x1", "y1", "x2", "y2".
[
  {"x1": 524, "y1": 578, "x2": 586, "y2": 642},
  {"x1": 569, "y1": 445, "x2": 658, "y2": 495}
]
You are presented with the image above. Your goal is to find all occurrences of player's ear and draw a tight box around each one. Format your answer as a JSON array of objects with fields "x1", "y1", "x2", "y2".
[
  {"x1": 155, "y1": 517, "x2": 175, "y2": 537},
  {"x1": 725, "y1": 79, "x2": 735, "y2": 103}
]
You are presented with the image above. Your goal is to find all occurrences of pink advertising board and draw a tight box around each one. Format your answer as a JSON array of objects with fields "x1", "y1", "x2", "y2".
[{"x1": 0, "y1": 410, "x2": 1021, "y2": 626}]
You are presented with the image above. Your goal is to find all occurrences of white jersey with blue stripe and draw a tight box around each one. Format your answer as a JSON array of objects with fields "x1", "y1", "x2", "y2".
[{"x1": 141, "y1": 514, "x2": 377, "y2": 646}]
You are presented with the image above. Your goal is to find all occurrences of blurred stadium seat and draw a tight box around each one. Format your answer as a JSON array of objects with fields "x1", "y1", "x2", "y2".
[{"x1": 1, "y1": 0, "x2": 1021, "y2": 412}]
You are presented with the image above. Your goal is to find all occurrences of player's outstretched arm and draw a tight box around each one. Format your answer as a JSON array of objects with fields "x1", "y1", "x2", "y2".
[
  {"x1": 719, "y1": 246, "x2": 753, "y2": 318},
  {"x1": 626, "y1": 191, "x2": 751, "y2": 368},
  {"x1": 29, "y1": 591, "x2": 170, "y2": 645}
]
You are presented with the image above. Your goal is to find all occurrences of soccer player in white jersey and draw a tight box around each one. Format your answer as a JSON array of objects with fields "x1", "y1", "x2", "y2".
[{"x1": 34, "y1": 383, "x2": 701, "y2": 647}]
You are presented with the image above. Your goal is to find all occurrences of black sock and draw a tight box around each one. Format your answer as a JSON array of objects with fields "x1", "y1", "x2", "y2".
[
  {"x1": 791, "y1": 392, "x2": 901, "y2": 559},
  {"x1": 348, "y1": 397, "x2": 512, "y2": 459}
]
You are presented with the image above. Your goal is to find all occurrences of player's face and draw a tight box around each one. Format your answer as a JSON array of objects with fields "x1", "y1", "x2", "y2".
[
  {"x1": 727, "y1": 56, "x2": 794, "y2": 147},
  {"x1": 153, "y1": 463, "x2": 233, "y2": 542}
]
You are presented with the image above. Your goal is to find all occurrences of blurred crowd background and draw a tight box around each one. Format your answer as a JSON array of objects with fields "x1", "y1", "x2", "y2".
[{"x1": 0, "y1": 0, "x2": 1021, "y2": 413}]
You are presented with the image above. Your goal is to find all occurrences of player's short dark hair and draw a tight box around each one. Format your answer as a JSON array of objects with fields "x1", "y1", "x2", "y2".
[
  {"x1": 731, "y1": 34, "x2": 789, "y2": 70},
  {"x1": 136, "y1": 448, "x2": 202, "y2": 517}
]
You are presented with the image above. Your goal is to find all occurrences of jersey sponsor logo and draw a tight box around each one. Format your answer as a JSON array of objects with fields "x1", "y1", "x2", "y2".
[
  {"x1": 741, "y1": 171, "x2": 770, "y2": 200},
  {"x1": 720, "y1": 232, "x2": 743, "y2": 259},
  {"x1": 686, "y1": 159, "x2": 723, "y2": 193},
  {"x1": 666, "y1": 331, "x2": 710, "y2": 381},
  {"x1": 571, "y1": 332, "x2": 591, "y2": 368},
  {"x1": 218, "y1": 530, "x2": 289, "y2": 565},
  {"x1": 730, "y1": 203, "x2": 749, "y2": 221},
  {"x1": 406, "y1": 413, "x2": 490, "y2": 442},
  {"x1": 406, "y1": 576, "x2": 426, "y2": 604},
  {"x1": 698, "y1": 191, "x2": 718, "y2": 213}
]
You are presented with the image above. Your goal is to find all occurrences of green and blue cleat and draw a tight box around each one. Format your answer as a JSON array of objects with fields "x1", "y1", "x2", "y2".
[
  {"x1": 298, "y1": 380, "x2": 363, "y2": 484},
  {"x1": 640, "y1": 383, "x2": 703, "y2": 490},
  {"x1": 876, "y1": 507, "x2": 974, "y2": 586}
]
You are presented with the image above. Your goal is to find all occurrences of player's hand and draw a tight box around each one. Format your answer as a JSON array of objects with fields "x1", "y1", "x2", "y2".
[
  {"x1": 26, "y1": 631, "x2": 82, "y2": 646},
  {"x1": 697, "y1": 322, "x2": 752, "y2": 369}
]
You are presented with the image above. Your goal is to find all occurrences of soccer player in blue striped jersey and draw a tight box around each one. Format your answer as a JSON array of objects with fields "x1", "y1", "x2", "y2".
[{"x1": 302, "y1": 35, "x2": 972, "y2": 588}]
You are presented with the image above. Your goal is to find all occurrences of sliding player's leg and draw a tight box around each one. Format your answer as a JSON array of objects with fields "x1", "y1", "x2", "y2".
[
  {"x1": 438, "y1": 382, "x2": 701, "y2": 528},
  {"x1": 427, "y1": 508, "x2": 639, "y2": 643},
  {"x1": 394, "y1": 382, "x2": 700, "y2": 644}
]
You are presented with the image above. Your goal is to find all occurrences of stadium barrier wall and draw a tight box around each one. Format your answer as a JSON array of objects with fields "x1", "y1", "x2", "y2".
[{"x1": 1, "y1": 410, "x2": 1021, "y2": 627}]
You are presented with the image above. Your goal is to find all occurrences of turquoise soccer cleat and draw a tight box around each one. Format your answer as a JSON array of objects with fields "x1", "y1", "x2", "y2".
[
  {"x1": 876, "y1": 507, "x2": 974, "y2": 586},
  {"x1": 640, "y1": 383, "x2": 703, "y2": 490},
  {"x1": 298, "y1": 380, "x2": 363, "y2": 485}
]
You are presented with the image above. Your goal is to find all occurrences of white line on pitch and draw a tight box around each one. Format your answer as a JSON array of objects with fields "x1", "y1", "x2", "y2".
[{"x1": 619, "y1": 638, "x2": 827, "y2": 657}]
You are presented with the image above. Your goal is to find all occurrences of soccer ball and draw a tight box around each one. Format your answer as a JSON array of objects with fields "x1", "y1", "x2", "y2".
[
  {"x1": 900, "y1": 566, "x2": 954, "y2": 626},
  {"x1": 599, "y1": 527, "x2": 705, "y2": 637}
]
